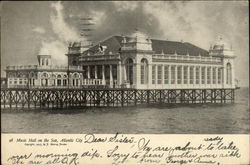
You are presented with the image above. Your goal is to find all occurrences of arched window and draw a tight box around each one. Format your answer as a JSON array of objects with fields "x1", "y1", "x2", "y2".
[
  {"x1": 29, "y1": 72, "x2": 36, "y2": 86},
  {"x1": 51, "y1": 74, "x2": 56, "y2": 86},
  {"x1": 125, "y1": 58, "x2": 133, "y2": 85},
  {"x1": 62, "y1": 75, "x2": 67, "y2": 86},
  {"x1": 72, "y1": 73, "x2": 80, "y2": 86},
  {"x1": 141, "y1": 59, "x2": 148, "y2": 84},
  {"x1": 42, "y1": 73, "x2": 49, "y2": 78},
  {"x1": 41, "y1": 72, "x2": 49, "y2": 86},
  {"x1": 52, "y1": 74, "x2": 56, "y2": 79},
  {"x1": 57, "y1": 75, "x2": 62, "y2": 86},
  {"x1": 226, "y1": 63, "x2": 232, "y2": 84},
  {"x1": 30, "y1": 72, "x2": 35, "y2": 78}
]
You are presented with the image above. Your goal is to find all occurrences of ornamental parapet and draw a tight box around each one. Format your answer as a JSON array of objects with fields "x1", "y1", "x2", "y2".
[
  {"x1": 152, "y1": 54, "x2": 222, "y2": 63},
  {"x1": 6, "y1": 65, "x2": 83, "y2": 71},
  {"x1": 79, "y1": 54, "x2": 121, "y2": 62}
]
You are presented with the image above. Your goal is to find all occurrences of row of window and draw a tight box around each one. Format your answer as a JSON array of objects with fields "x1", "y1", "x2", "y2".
[
  {"x1": 9, "y1": 79, "x2": 80, "y2": 87},
  {"x1": 41, "y1": 79, "x2": 80, "y2": 87},
  {"x1": 151, "y1": 65, "x2": 230, "y2": 85},
  {"x1": 9, "y1": 80, "x2": 28, "y2": 85},
  {"x1": 40, "y1": 73, "x2": 81, "y2": 79}
]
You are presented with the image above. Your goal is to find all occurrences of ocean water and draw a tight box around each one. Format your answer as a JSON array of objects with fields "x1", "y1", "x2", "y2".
[{"x1": 1, "y1": 88, "x2": 249, "y2": 134}]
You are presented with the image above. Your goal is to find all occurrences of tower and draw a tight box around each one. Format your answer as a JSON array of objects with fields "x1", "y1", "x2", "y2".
[
  {"x1": 120, "y1": 29, "x2": 153, "y2": 88},
  {"x1": 209, "y1": 36, "x2": 236, "y2": 88}
]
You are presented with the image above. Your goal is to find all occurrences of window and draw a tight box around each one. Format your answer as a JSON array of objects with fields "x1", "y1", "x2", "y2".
[
  {"x1": 196, "y1": 67, "x2": 200, "y2": 84},
  {"x1": 171, "y1": 66, "x2": 175, "y2": 84},
  {"x1": 72, "y1": 60, "x2": 77, "y2": 66},
  {"x1": 190, "y1": 67, "x2": 194, "y2": 84},
  {"x1": 76, "y1": 79, "x2": 79, "y2": 86},
  {"x1": 207, "y1": 67, "x2": 211, "y2": 84},
  {"x1": 157, "y1": 65, "x2": 162, "y2": 84},
  {"x1": 63, "y1": 79, "x2": 67, "y2": 86},
  {"x1": 51, "y1": 79, "x2": 55, "y2": 86},
  {"x1": 218, "y1": 68, "x2": 222, "y2": 84},
  {"x1": 105, "y1": 65, "x2": 110, "y2": 79},
  {"x1": 42, "y1": 79, "x2": 48, "y2": 86},
  {"x1": 212, "y1": 68, "x2": 216, "y2": 84},
  {"x1": 184, "y1": 66, "x2": 188, "y2": 84},
  {"x1": 226, "y1": 63, "x2": 232, "y2": 84},
  {"x1": 51, "y1": 74, "x2": 56, "y2": 86},
  {"x1": 112, "y1": 65, "x2": 117, "y2": 80},
  {"x1": 90, "y1": 66, "x2": 95, "y2": 79},
  {"x1": 152, "y1": 65, "x2": 156, "y2": 84},
  {"x1": 125, "y1": 58, "x2": 133, "y2": 85},
  {"x1": 30, "y1": 72, "x2": 35, "y2": 78},
  {"x1": 83, "y1": 66, "x2": 88, "y2": 78},
  {"x1": 57, "y1": 79, "x2": 61, "y2": 86},
  {"x1": 141, "y1": 59, "x2": 148, "y2": 84},
  {"x1": 201, "y1": 67, "x2": 205, "y2": 84},
  {"x1": 177, "y1": 66, "x2": 182, "y2": 84},
  {"x1": 42, "y1": 73, "x2": 49, "y2": 78},
  {"x1": 72, "y1": 73, "x2": 80, "y2": 86},
  {"x1": 164, "y1": 65, "x2": 169, "y2": 84},
  {"x1": 57, "y1": 75, "x2": 62, "y2": 86},
  {"x1": 41, "y1": 73, "x2": 49, "y2": 86},
  {"x1": 97, "y1": 65, "x2": 103, "y2": 79}
]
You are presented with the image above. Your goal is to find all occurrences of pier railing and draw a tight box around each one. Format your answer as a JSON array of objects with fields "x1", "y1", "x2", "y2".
[{"x1": 1, "y1": 88, "x2": 235, "y2": 110}]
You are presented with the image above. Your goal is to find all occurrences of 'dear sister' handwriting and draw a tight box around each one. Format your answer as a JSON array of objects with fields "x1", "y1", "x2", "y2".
[{"x1": 6, "y1": 134, "x2": 242, "y2": 165}]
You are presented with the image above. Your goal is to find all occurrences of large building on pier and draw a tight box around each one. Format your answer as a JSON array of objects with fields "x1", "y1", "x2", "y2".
[
  {"x1": 67, "y1": 30, "x2": 236, "y2": 89},
  {"x1": 5, "y1": 30, "x2": 236, "y2": 89}
]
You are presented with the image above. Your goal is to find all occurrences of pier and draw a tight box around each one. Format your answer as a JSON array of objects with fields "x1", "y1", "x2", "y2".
[{"x1": 1, "y1": 88, "x2": 235, "y2": 110}]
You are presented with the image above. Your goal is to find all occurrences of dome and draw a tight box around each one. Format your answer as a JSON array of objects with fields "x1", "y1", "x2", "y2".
[{"x1": 213, "y1": 36, "x2": 231, "y2": 50}]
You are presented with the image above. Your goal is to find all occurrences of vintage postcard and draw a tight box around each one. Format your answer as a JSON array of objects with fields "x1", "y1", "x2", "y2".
[{"x1": 1, "y1": 1, "x2": 249, "y2": 165}]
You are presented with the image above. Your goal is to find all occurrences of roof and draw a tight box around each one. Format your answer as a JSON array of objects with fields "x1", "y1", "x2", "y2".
[{"x1": 83, "y1": 35, "x2": 209, "y2": 56}]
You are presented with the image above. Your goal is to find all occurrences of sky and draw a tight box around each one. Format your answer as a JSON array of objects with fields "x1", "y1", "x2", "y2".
[{"x1": 0, "y1": 1, "x2": 249, "y2": 86}]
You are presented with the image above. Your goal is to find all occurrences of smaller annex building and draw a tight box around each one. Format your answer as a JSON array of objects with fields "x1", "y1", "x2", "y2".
[
  {"x1": 67, "y1": 30, "x2": 236, "y2": 89},
  {"x1": 5, "y1": 55, "x2": 85, "y2": 88}
]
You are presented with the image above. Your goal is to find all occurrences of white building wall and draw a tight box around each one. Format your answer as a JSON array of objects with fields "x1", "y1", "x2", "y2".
[{"x1": 135, "y1": 61, "x2": 225, "y2": 89}]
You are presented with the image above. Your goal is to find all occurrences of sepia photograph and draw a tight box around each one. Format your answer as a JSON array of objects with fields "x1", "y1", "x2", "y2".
[{"x1": 1, "y1": 1, "x2": 249, "y2": 135}]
